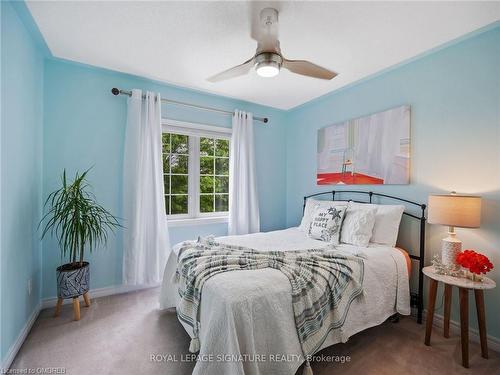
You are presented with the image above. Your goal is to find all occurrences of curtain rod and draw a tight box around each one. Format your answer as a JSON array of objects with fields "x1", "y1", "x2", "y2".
[{"x1": 111, "y1": 88, "x2": 268, "y2": 124}]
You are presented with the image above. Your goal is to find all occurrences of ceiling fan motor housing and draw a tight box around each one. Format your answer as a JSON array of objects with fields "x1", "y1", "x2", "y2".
[{"x1": 255, "y1": 52, "x2": 283, "y2": 71}]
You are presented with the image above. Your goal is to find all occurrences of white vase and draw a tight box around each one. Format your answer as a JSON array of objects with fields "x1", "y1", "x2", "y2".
[{"x1": 441, "y1": 236, "x2": 461, "y2": 266}]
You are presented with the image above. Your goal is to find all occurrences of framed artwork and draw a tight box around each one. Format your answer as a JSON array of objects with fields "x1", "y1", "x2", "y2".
[{"x1": 317, "y1": 105, "x2": 410, "y2": 185}]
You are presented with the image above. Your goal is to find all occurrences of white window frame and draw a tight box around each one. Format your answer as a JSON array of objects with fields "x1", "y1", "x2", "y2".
[{"x1": 162, "y1": 119, "x2": 231, "y2": 226}]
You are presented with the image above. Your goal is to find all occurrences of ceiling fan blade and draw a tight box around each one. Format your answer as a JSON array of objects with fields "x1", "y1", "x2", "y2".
[
  {"x1": 283, "y1": 59, "x2": 338, "y2": 80},
  {"x1": 207, "y1": 57, "x2": 254, "y2": 82}
]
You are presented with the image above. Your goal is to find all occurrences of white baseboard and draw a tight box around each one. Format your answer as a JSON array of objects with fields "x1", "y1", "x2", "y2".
[
  {"x1": 40, "y1": 283, "x2": 159, "y2": 309},
  {"x1": 1, "y1": 303, "x2": 41, "y2": 371},
  {"x1": 423, "y1": 309, "x2": 500, "y2": 353}
]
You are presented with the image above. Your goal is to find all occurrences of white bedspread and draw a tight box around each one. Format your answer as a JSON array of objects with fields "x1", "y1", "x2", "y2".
[{"x1": 159, "y1": 227, "x2": 410, "y2": 375}]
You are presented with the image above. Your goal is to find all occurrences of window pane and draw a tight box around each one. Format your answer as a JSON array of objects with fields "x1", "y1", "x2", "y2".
[
  {"x1": 215, "y1": 139, "x2": 229, "y2": 157},
  {"x1": 163, "y1": 154, "x2": 170, "y2": 173},
  {"x1": 171, "y1": 134, "x2": 188, "y2": 154},
  {"x1": 163, "y1": 133, "x2": 230, "y2": 217},
  {"x1": 171, "y1": 195, "x2": 188, "y2": 214},
  {"x1": 200, "y1": 157, "x2": 214, "y2": 175},
  {"x1": 171, "y1": 175, "x2": 188, "y2": 194},
  {"x1": 164, "y1": 175, "x2": 170, "y2": 194},
  {"x1": 163, "y1": 132, "x2": 193, "y2": 217},
  {"x1": 215, "y1": 158, "x2": 229, "y2": 175},
  {"x1": 200, "y1": 176, "x2": 214, "y2": 194},
  {"x1": 215, "y1": 194, "x2": 228, "y2": 212},
  {"x1": 200, "y1": 137, "x2": 214, "y2": 156},
  {"x1": 200, "y1": 195, "x2": 214, "y2": 213},
  {"x1": 164, "y1": 196, "x2": 170, "y2": 215},
  {"x1": 171, "y1": 154, "x2": 188, "y2": 174},
  {"x1": 215, "y1": 176, "x2": 228, "y2": 193},
  {"x1": 162, "y1": 133, "x2": 171, "y2": 153}
]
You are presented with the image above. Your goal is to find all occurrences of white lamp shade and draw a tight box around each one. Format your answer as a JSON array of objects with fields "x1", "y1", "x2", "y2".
[{"x1": 428, "y1": 194, "x2": 481, "y2": 228}]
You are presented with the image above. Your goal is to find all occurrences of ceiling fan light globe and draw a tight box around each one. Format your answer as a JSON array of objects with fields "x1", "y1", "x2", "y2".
[{"x1": 256, "y1": 62, "x2": 280, "y2": 78}]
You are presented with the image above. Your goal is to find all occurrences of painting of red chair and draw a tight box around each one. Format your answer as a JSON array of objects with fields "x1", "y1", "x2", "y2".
[{"x1": 317, "y1": 105, "x2": 410, "y2": 185}]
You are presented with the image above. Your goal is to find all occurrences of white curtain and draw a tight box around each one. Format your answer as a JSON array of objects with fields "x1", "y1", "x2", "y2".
[
  {"x1": 123, "y1": 89, "x2": 170, "y2": 285},
  {"x1": 228, "y1": 110, "x2": 260, "y2": 235}
]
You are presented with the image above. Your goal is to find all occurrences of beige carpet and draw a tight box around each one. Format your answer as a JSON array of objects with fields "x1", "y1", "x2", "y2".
[{"x1": 11, "y1": 287, "x2": 500, "y2": 375}]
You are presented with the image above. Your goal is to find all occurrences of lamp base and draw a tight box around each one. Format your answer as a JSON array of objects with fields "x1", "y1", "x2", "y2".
[{"x1": 441, "y1": 232, "x2": 462, "y2": 266}]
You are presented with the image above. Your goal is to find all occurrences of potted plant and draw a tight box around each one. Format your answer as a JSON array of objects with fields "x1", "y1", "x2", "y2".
[{"x1": 40, "y1": 169, "x2": 121, "y2": 319}]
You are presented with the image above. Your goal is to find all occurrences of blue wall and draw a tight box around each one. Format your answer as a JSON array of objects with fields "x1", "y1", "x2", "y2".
[
  {"x1": 42, "y1": 60, "x2": 288, "y2": 298},
  {"x1": 286, "y1": 26, "x2": 500, "y2": 338},
  {"x1": 0, "y1": 1, "x2": 44, "y2": 364},
  {"x1": 2, "y1": 0, "x2": 499, "y2": 363}
]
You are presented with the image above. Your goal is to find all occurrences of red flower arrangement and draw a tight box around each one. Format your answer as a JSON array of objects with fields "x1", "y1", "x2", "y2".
[{"x1": 456, "y1": 250, "x2": 494, "y2": 275}]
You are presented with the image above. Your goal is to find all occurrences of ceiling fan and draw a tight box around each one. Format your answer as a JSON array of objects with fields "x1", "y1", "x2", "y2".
[{"x1": 207, "y1": 8, "x2": 337, "y2": 82}]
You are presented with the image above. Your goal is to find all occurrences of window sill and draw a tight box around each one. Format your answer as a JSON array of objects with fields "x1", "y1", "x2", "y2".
[{"x1": 167, "y1": 216, "x2": 229, "y2": 228}]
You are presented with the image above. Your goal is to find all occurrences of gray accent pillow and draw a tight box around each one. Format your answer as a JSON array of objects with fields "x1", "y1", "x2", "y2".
[{"x1": 308, "y1": 205, "x2": 346, "y2": 244}]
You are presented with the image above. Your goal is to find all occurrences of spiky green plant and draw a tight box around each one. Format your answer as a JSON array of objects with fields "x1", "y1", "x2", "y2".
[{"x1": 40, "y1": 169, "x2": 121, "y2": 267}]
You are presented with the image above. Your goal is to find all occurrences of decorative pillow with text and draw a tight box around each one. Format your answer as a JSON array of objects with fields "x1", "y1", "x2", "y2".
[{"x1": 308, "y1": 205, "x2": 346, "y2": 244}]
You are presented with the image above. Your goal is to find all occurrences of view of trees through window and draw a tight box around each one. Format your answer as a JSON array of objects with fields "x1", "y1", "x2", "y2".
[
  {"x1": 200, "y1": 137, "x2": 229, "y2": 213},
  {"x1": 163, "y1": 133, "x2": 189, "y2": 215},
  {"x1": 162, "y1": 132, "x2": 229, "y2": 216}
]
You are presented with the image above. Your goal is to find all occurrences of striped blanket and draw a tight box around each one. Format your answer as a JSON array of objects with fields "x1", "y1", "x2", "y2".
[{"x1": 173, "y1": 236, "x2": 364, "y2": 361}]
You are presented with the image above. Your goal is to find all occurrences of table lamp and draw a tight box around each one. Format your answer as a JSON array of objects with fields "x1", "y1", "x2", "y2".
[{"x1": 428, "y1": 192, "x2": 481, "y2": 266}]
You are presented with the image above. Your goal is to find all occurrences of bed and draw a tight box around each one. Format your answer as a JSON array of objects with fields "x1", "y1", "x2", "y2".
[{"x1": 159, "y1": 191, "x2": 426, "y2": 375}]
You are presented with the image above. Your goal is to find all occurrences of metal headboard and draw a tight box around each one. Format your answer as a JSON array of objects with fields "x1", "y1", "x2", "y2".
[{"x1": 303, "y1": 190, "x2": 427, "y2": 324}]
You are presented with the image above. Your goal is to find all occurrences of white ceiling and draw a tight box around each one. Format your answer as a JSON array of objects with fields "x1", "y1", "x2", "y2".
[{"x1": 27, "y1": 1, "x2": 500, "y2": 110}]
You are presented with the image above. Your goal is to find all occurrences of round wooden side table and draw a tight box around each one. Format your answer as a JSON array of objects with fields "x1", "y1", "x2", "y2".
[{"x1": 423, "y1": 266, "x2": 496, "y2": 368}]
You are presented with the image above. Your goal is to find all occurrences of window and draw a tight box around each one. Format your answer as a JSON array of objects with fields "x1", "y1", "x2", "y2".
[
  {"x1": 199, "y1": 137, "x2": 229, "y2": 213},
  {"x1": 162, "y1": 121, "x2": 231, "y2": 221}
]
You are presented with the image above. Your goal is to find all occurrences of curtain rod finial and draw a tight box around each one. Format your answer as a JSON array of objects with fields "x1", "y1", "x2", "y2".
[
  {"x1": 263, "y1": 118, "x2": 269, "y2": 124},
  {"x1": 111, "y1": 88, "x2": 120, "y2": 96}
]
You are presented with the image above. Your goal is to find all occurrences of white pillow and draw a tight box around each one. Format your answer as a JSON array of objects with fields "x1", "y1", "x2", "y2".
[
  {"x1": 299, "y1": 199, "x2": 348, "y2": 231},
  {"x1": 349, "y1": 202, "x2": 405, "y2": 247},
  {"x1": 308, "y1": 205, "x2": 346, "y2": 244},
  {"x1": 340, "y1": 203, "x2": 377, "y2": 247}
]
